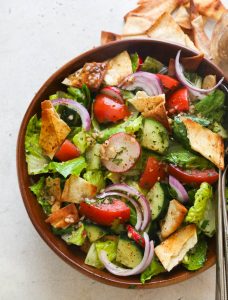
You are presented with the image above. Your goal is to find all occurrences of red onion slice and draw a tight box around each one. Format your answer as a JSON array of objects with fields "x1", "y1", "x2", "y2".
[
  {"x1": 175, "y1": 50, "x2": 224, "y2": 94},
  {"x1": 98, "y1": 232, "x2": 153, "y2": 276},
  {"x1": 119, "y1": 71, "x2": 163, "y2": 96},
  {"x1": 100, "y1": 86, "x2": 123, "y2": 103},
  {"x1": 104, "y1": 184, "x2": 151, "y2": 231},
  {"x1": 52, "y1": 98, "x2": 91, "y2": 131},
  {"x1": 169, "y1": 175, "x2": 189, "y2": 203},
  {"x1": 96, "y1": 191, "x2": 142, "y2": 231}
]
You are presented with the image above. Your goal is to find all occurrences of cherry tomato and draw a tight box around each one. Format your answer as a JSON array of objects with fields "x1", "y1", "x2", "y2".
[
  {"x1": 55, "y1": 139, "x2": 80, "y2": 161},
  {"x1": 137, "y1": 56, "x2": 143, "y2": 70},
  {"x1": 166, "y1": 87, "x2": 189, "y2": 115},
  {"x1": 93, "y1": 94, "x2": 129, "y2": 123},
  {"x1": 156, "y1": 74, "x2": 179, "y2": 90},
  {"x1": 126, "y1": 225, "x2": 145, "y2": 247},
  {"x1": 79, "y1": 199, "x2": 130, "y2": 226},
  {"x1": 168, "y1": 164, "x2": 219, "y2": 185},
  {"x1": 139, "y1": 157, "x2": 166, "y2": 190}
]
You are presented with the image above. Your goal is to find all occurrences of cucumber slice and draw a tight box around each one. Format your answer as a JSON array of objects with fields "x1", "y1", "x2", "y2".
[
  {"x1": 141, "y1": 118, "x2": 169, "y2": 154},
  {"x1": 147, "y1": 182, "x2": 169, "y2": 221},
  {"x1": 85, "y1": 243, "x2": 103, "y2": 269},
  {"x1": 86, "y1": 144, "x2": 101, "y2": 170},
  {"x1": 116, "y1": 235, "x2": 143, "y2": 268},
  {"x1": 84, "y1": 223, "x2": 107, "y2": 243}
]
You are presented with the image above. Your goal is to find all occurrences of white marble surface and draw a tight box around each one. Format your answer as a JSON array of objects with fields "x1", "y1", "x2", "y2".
[{"x1": 1, "y1": 0, "x2": 227, "y2": 299}]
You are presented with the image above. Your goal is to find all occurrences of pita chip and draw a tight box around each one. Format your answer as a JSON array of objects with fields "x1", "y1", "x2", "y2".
[
  {"x1": 39, "y1": 100, "x2": 71, "y2": 159},
  {"x1": 193, "y1": 0, "x2": 226, "y2": 20},
  {"x1": 173, "y1": 5, "x2": 192, "y2": 30},
  {"x1": 123, "y1": 16, "x2": 152, "y2": 35}
]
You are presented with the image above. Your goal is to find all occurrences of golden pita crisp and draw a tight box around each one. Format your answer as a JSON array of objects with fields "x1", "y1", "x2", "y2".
[
  {"x1": 146, "y1": 12, "x2": 198, "y2": 51},
  {"x1": 123, "y1": 16, "x2": 152, "y2": 35},
  {"x1": 193, "y1": 0, "x2": 226, "y2": 20},
  {"x1": 39, "y1": 100, "x2": 71, "y2": 159},
  {"x1": 173, "y1": 5, "x2": 191, "y2": 29}
]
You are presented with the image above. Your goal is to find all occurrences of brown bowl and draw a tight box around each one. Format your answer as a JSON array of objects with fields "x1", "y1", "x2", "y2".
[{"x1": 17, "y1": 39, "x2": 223, "y2": 289}]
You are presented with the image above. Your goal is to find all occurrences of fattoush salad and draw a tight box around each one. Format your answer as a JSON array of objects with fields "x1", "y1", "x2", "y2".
[{"x1": 25, "y1": 50, "x2": 227, "y2": 283}]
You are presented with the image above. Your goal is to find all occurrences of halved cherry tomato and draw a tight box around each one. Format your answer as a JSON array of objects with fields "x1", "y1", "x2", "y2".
[
  {"x1": 79, "y1": 199, "x2": 130, "y2": 226},
  {"x1": 93, "y1": 94, "x2": 129, "y2": 123},
  {"x1": 45, "y1": 203, "x2": 79, "y2": 228},
  {"x1": 55, "y1": 139, "x2": 80, "y2": 161},
  {"x1": 139, "y1": 157, "x2": 166, "y2": 190},
  {"x1": 126, "y1": 225, "x2": 145, "y2": 247},
  {"x1": 166, "y1": 87, "x2": 189, "y2": 115},
  {"x1": 156, "y1": 74, "x2": 179, "y2": 90},
  {"x1": 137, "y1": 56, "x2": 143, "y2": 70},
  {"x1": 168, "y1": 164, "x2": 219, "y2": 185}
]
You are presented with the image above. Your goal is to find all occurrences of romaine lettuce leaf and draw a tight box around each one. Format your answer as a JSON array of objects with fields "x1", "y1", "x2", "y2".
[
  {"x1": 73, "y1": 130, "x2": 90, "y2": 154},
  {"x1": 98, "y1": 115, "x2": 143, "y2": 143},
  {"x1": 140, "y1": 256, "x2": 165, "y2": 284},
  {"x1": 83, "y1": 170, "x2": 105, "y2": 191},
  {"x1": 62, "y1": 224, "x2": 86, "y2": 246},
  {"x1": 25, "y1": 115, "x2": 50, "y2": 175},
  {"x1": 130, "y1": 53, "x2": 139, "y2": 73},
  {"x1": 194, "y1": 90, "x2": 225, "y2": 123},
  {"x1": 141, "y1": 56, "x2": 164, "y2": 73},
  {"x1": 95, "y1": 240, "x2": 118, "y2": 262},
  {"x1": 185, "y1": 182, "x2": 213, "y2": 224},
  {"x1": 199, "y1": 192, "x2": 215, "y2": 237},
  {"x1": 48, "y1": 156, "x2": 87, "y2": 178},
  {"x1": 164, "y1": 143, "x2": 212, "y2": 170},
  {"x1": 182, "y1": 239, "x2": 208, "y2": 271},
  {"x1": 30, "y1": 177, "x2": 52, "y2": 215}
]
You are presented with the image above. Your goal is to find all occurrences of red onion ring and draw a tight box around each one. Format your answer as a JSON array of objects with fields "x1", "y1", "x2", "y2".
[
  {"x1": 100, "y1": 86, "x2": 123, "y2": 103},
  {"x1": 98, "y1": 232, "x2": 154, "y2": 276},
  {"x1": 175, "y1": 50, "x2": 224, "y2": 94},
  {"x1": 169, "y1": 175, "x2": 189, "y2": 203},
  {"x1": 52, "y1": 98, "x2": 91, "y2": 131},
  {"x1": 119, "y1": 71, "x2": 163, "y2": 96},
  {"x1": 104, "y1": 184, "x2": 151, "y2": 231},
  {"x1": 96, "y1": 191, "x2": 142, "y2": 231}
]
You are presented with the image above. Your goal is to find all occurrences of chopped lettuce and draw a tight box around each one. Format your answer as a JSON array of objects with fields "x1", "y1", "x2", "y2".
[
  {"x1": 48, "y1": 156, "x2": 87, "y2": 178},
  {"x1": 164, "y1": 143, "x2": 212, "y2": 170},
  {"x1": 30, "y1": 177, "x2": 51, "y2": 215},
  {"x1": 73, "y1": 130, "x2": 90, "y2": 154},
  {"x1": 141, "y1": 56, "x2": 164, "y2": 73},
  {"x1": 95, "y1": 240, "x2": 118, "y2": 262},
  {"x1": 25, "y1": 115, "x2": 50, "y2": 175},
  {"x1": 185, "y1": 182, "x2": 213, "y2": 225},
  {"x1": 105, "y1": 172, "x2": 121, "y2": 184},
  {"x1": 83, "y1": 170, "x2": 105, "y2": 191},
  {"x1": 121, "y1": 90, "x2": 135, "y2": 100},
  {"x1": 199, "y1": 192, "x2": 215, "y2": 237},
  {"x1": 195, "y1": 90, "x2": 225, "y2": 123},
  {"x1": 130, "y1": 53, "x2": 139, "y2": 73},
  {"x1": 140, "y1": 256, "x2": 166, "y2": 284},
  {"x1": 62, "y1": 224, "x2": 86, "y2": 246},
  {"x1": 210, "y1": 122, "x2": 228, "y2": 139},
  {"x1": 184, "y1": 72, "x2": 202, "y2": 88},
  {"x1": 182, "y1": 239, "x2": 208, "y2": 271},
  {"x1": 98, "y1": 115, "x2": 143, "y2": 143}
]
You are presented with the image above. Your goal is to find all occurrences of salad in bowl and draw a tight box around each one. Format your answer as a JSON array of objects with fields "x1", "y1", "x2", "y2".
[{"x1": 23, "y1": 47, "x2": 226, "y2": 284}]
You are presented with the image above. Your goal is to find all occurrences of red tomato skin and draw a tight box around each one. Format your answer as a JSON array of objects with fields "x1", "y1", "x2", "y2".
[
  {"x1": 139, "y1": 157, "x2": 166, "y2": 190},
  {"x1": 55, "y1": 140, "x2": 81, "y2": 161},
  {"x1": 156, "y1": 74, "x2": 179, "y2": 90},
  {"x1": 126, "y1": 225, "x2": 145, "y2": 247},
  {"x1": 166, "y1": 87, "x2": 189, "y2": 114},
  {"x1": 168, "y1": 165, "x2": 219, "y2": 185},
  {"x1": 137, "y1": 56, "x2": 143, "y2": 70},
  {"x1": 93, "y1": 94, "x2": 129, "y2": 123},
  {"x1": 79, "y1": 200, "x2": 130, "y2": 226}
]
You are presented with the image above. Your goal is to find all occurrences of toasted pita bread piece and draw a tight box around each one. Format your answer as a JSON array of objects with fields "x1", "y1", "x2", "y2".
[
  {"x1": 128, "y1": 91, "x2": 170, "y2": 130},
  {"x1": 146, "y1": 13, "x2": 198, "y2": 51},
  {"x1": 182, "y1": 118, "x2": 224, "y2": 169},
  {"x1": 161, "y1": 200, "x2": 188, "y2": 239},
  {"x1": 155, "y1": 224, "x2": 197, "y2": 271},
  {"x1": 193, "y1": 0, "x2": 226, "y2": 20},
  {"x1": 45, "y1": 177, "x2": 62, "y2": 213},
  {"x1": 123, "y1": 16, "x2": 152, "y2": 35},
  {"x1": 125, "y1": 0, "x2": 180, "y2": 22},
  {"x1": 62, "y1": 62, "x2": 107, "y2": 91},
  {"x1": 39, "y1": 100, "x2": 71, "y2": 159},
  {"x1": 181, "y1": 53, "x2": 204, "y2": 72},
  {"x1": 101, "y1": 31, "x2": 148, "y2": 45},
  {"x1": 202, "y1": 75, "x2": 216, "y2": 89},
  {"x1": 45, "y1": 203, "x2": 79, "y2": 228},
  {"x1": 104, "y1": 51, "x2": 133, "y2": 86},
  {"x1": 173, "y1": 5, "x2": 191, "y2": 30},
  {"x1": 61, "y1": 175, "x2": 97, "y2": 203}
]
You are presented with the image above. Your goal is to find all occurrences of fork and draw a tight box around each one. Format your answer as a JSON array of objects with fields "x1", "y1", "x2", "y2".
[{"x1": 216, "y1": 168, "x2": 228, "y2": 300}]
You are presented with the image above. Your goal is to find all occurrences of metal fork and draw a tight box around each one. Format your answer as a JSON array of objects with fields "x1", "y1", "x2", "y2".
[{"x1": 216, "y1": 168, "x2": 228, "y2": 300}]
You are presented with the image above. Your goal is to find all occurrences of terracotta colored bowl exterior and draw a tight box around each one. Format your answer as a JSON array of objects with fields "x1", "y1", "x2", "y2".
[{"x1": 17, "y1": 39, "x2": 224, "y2": 289}]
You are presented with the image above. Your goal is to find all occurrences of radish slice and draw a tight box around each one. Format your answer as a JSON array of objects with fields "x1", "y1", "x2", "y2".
[
  {"x1": 100, "y1": 86, "x2": 123, "y2": 103},
  {"x1": 100, "y1": 132, "x2": 141, "y2": 173}
]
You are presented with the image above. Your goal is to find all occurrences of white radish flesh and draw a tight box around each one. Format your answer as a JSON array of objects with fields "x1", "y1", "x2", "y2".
[{"x1": 100, "y1": 132, "x2": 141, "y2": 173}]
